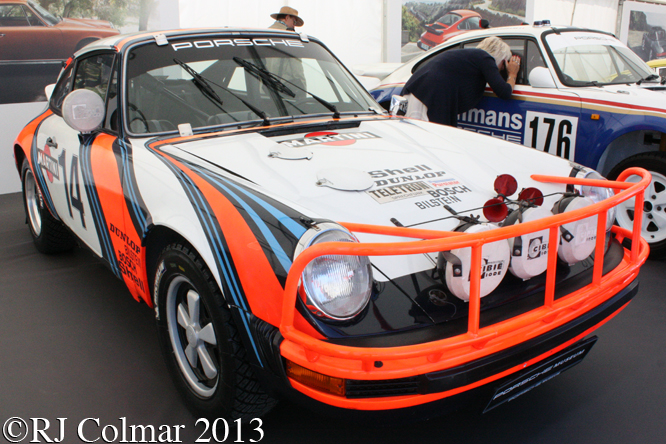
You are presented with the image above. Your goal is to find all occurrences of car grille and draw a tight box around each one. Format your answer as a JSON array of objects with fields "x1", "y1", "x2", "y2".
[{"x1": 346, "y1": 377, "x2": 420, "y2": 398}]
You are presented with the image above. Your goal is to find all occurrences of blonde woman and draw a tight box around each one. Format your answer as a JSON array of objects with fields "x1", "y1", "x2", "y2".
[{"x1": 403, "y1": 36, "x2": 520, "y2": 126}]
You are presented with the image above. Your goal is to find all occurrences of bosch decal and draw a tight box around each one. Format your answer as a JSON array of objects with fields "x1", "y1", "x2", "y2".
[
  {"x1": 413, "y1": 185, "x2": 473, "y2": 209},
  {"x1": 279, "y1": 131, "x2": 379, "y2": 148},
  {"x1": 172, "y1": 38, "x2": 304, "y2": 51}
]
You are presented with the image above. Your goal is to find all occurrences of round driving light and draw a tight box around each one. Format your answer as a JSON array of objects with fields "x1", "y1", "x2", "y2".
[
  {"x1": 553, "y1": 196, "x2": 598, "y2": 264},
  {"x1": 299, "y1": 228, "x2": 372, "y2": 321},
  {"x1": 494, "y1": 174, "x2": 518, "y2": 197},
  {"x1": 518, "y1": 187, "x2": 544, "y2": 206},
  {"x1": 483, "y1": 198, "x2": 509, "y2": 222},
  {"x1": 578, "y1": 170, "x2": 615, "y2": 230},
  {"x1": 504, "y1": 206, "x2": 559, "y2": 279},
  {"x1": 441, "y1": 224, "x2": 511, "y2": 302}
]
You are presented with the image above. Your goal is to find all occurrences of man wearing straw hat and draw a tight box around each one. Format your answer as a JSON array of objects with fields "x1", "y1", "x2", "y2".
[
  {"x1": 269, "y1": 6, "x2": 304, "y2": 31},
  {"x1": 267, "y1": 6, "x2": 307, "y2": 96}
]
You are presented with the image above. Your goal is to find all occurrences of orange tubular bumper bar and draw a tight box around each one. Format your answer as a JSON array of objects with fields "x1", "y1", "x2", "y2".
[{"x1": 279, "y1": 168, "x2": 651, "y2": 409}]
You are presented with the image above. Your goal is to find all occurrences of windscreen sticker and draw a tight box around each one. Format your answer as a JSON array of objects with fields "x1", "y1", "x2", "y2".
[
  {"x1": 171, "y1": 38, "x2": 304, "y2": 51},
  {"x1": 278, "y1": 131, "x2": 380, "y2": 148},
  {"x1": 545, "y1": 32, "x2": 620, "y2": 52}
]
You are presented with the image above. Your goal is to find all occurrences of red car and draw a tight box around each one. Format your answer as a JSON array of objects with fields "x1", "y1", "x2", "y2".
[
  {"x1": 0, "y1": 0, "x2": 118, "y2": 63},
  {"x1": 417, "y1": 9, "x2": 483, "y2": 51}
]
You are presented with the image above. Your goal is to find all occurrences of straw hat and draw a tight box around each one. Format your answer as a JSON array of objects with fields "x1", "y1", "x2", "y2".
[{"x1": 270, "y1": 6, "x2": 304, "y2": 27}]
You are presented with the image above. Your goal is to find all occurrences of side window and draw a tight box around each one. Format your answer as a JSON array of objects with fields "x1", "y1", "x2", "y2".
[
  {"x1": 0, "y1": 4, "x2": 27, "y2": 26},
  {"x1": 465, "y1": 17, "x2": 481, "y2": 30},
  {"x1": 501, "y1": 39, "x2": 527, "y2": 84},
  {"x1": 73, "y1": 53, "x2": 116, "y2": 101},
  {"x1": 525, "y1": 40, "x2": 547, "y2": 85},
  {"x1": 413, "y1": 44, "x2": 461, "y2": 73},
  {"x1": 49, "y1": 63, "x2": 75, "y2": 113},
  {"x1": 23, "y1": 6, "x2": 43, "y2": 26},
  {"x1": 104, "y1": 62, "x2": 119, "y2": 131}
]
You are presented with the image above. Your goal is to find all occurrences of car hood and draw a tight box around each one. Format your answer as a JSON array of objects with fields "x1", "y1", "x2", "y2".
[{"x1": 158, "y1": 118, "x2": 574, "y2": 277}]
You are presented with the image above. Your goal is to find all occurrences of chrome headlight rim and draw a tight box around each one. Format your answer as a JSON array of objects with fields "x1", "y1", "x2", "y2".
[{"x1": 294, "y1": 222, "x2": 373, "y2": 322}]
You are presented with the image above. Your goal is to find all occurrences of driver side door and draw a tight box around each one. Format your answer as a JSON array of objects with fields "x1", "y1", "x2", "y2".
[{"x1": 456, "y1": 37, "x2": 583, "y2": 162}]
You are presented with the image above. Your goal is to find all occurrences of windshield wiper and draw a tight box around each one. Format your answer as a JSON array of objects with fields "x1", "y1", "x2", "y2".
[
  {"x1": 233, "y1": 56, "x2": 341, "y2": 119},
  {"x1": 637, "y1": 74, "x2": 661, "y2": 85},
  {"x1": 173, "y1": 58, "x2": 271, "y2": 127},
  {"x1": 174, "y1": 58, "x2": 225, "y2": 108}
]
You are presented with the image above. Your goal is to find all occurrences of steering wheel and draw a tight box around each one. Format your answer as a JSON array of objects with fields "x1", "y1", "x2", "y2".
[{"x1": 128, "y1": 103, "x2": 149, "y2": 133}]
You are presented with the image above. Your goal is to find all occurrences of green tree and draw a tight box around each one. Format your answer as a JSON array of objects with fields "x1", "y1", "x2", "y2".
[{"x1": 402, "y1": 5, "x2": 422, "y2": 43}]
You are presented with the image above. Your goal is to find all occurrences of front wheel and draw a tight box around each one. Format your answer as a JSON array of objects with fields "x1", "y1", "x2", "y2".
[
  {"x1": 608, "y1": 152, "x2": 666, "y2": 258},
  {"x1": 154, "y1": 243, "x2": 276, "y2": 420}
]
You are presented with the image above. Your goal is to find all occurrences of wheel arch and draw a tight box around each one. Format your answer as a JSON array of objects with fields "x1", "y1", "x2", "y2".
[
  {"x1": 142, "y1": 224, "x2": 230, "y2": 309},
  {"x1": 595, "y1": 126, "x2": 666, "y2": 177},
  {"x1": 14, "y1": 144, "x2": 26, "y2": 176}
]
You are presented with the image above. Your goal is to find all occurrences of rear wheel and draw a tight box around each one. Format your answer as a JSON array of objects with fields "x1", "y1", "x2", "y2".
[
  {"x1": 154, "y1": 243, "x2": 277, "y2": 420},
  {"x1": 608, "y1": 152, "x2": 666, "y2": 258},
  {"x1": 21, "y1": 159, "x2": 75, "y2": 254}
]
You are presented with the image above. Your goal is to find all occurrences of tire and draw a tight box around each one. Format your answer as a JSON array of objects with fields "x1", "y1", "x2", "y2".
[
  {"x1": 608, "y1": 152, "x2": 666, "y2": 258},
  {"x1": 154, "y1": 243, "x2": 277, "y2": 420},
  {"x1": 21, "y1": 159, "x2": 75, "y2": 254}
]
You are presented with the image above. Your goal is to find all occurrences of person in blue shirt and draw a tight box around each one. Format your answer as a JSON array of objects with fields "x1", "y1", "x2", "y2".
[{"x1": 403, "y1": 36, "x2": 520, "y2": 126}]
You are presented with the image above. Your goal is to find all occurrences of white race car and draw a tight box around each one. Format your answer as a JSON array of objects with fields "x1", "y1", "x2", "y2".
[
  {"x1": 372, "y1": 24, "x2": 666, "y2": 257},
  {"x1": 14, "y1": 28, "x2": 648, "y2": 421}
]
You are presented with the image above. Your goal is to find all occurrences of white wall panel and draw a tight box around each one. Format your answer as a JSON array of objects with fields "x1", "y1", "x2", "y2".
[{"x1": 177, "y1": 0, "x2": 385, "y2": 66}]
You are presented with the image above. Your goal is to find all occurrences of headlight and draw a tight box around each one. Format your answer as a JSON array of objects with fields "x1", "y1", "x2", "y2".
[
  {"x1": 295, "y1": 223, "x2": 372, "y2": 321},
  {"x1": 576, "y1": 169, "x2": 616, "y2": 231}
]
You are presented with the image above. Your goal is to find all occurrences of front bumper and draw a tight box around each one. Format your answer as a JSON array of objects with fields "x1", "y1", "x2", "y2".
[{"x1": 277, "y1": 170, "x2": 650, "y2": 411}]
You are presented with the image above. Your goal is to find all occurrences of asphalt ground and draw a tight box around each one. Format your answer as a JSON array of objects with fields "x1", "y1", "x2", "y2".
[{"x1": 1, "y1": 191, "x2": 664, "y2": 444}]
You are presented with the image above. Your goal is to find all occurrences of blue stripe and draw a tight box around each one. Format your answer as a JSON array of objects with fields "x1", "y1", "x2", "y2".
[
  {"x1": 80, "y1": 138, "x2": 121, "y2": 277},
  {"x1": 119, "y1": 139, "x2": 147, "y2": 231},
  {"x1": 160, "y1": 160, "x2": 263, "y2": 366},
  {"x1": 191, "y1": 166, "x2": 294, "y2": 274}
]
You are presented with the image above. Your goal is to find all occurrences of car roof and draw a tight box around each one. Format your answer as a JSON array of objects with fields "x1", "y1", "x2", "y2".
[
  {"x1": 75, "y1": 27, "x2": 314, "y2": 56},
  {"x1": 438, "y1": 24, "x2": 611, "y2": 46}
]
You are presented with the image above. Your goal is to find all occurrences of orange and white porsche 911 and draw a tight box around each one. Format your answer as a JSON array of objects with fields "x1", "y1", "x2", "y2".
[{"x1": 13, "y1": 27, "x2": 649, "y2": 421}]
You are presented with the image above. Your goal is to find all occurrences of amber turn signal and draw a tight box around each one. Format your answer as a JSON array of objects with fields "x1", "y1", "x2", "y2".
[{"x1": 286, "y1": 360, "x2": 346, "y2": 396}]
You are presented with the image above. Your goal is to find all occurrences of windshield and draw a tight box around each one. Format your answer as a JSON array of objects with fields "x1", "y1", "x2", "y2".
[
  {"x1": 437, "y1": 13, "x2": 461, "y2": 27},
  {"x1": 124, "y1": 35, "x2": 378, "y2": 135},
  {"x1": 545, "y1": 31, "x2": 653, "y2": 86},
  {"x1": 28, "y1": 0, "x2": 60, "y2": 25}
]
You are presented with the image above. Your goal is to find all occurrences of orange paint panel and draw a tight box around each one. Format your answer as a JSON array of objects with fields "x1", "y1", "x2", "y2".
[
  {"x1": 155, "y1": 152, "x2": 286, "y2": 328},
  {"x1": 90, "y1": 134, "x2": 150, "y2": 304},
  {"x1": 15, "y1": 110, "x2": 53, "y2": 171}
]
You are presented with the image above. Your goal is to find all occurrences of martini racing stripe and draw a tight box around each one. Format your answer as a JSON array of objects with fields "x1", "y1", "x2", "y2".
[
  {"x1": 79, "y1": 135, "x2": 121, "y2": 278},
  {"x1": 152, "y1": 153, "x2": 265, "y2": 366},
  {"x1": 184, "y1": 161, "x2": 307, "y2": 277},
  {"x1": 116, "y1": 138, "x2": 152, "y2": 235},
  {"x1": 29, "y1": 113, "x2": 59, "y2": 220}
]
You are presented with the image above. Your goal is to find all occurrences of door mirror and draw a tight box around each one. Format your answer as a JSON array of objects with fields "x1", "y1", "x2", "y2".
[
  {"x1": 529, "y1": 67, "x2": 557, "y2": 88},
  {"x1": 62, "y1": 89, "x2": 104, "y2": 133},
  {"x1": 390, "y1": 95, "x2": 408, "y2": 116}
]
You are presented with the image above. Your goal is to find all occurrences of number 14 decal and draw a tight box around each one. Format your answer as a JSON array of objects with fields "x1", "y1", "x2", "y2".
[
  {"x1": 57, "y1": 150, "x2": 86, "y2": 228},
  {"x1": 525, "y1": 111, "x2": 578, "y2": 161}
]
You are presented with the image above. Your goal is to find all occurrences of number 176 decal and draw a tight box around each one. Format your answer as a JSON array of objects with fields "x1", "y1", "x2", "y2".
[{"x1": 525, "y1": 111, "x2": 578, "y2": 161}]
